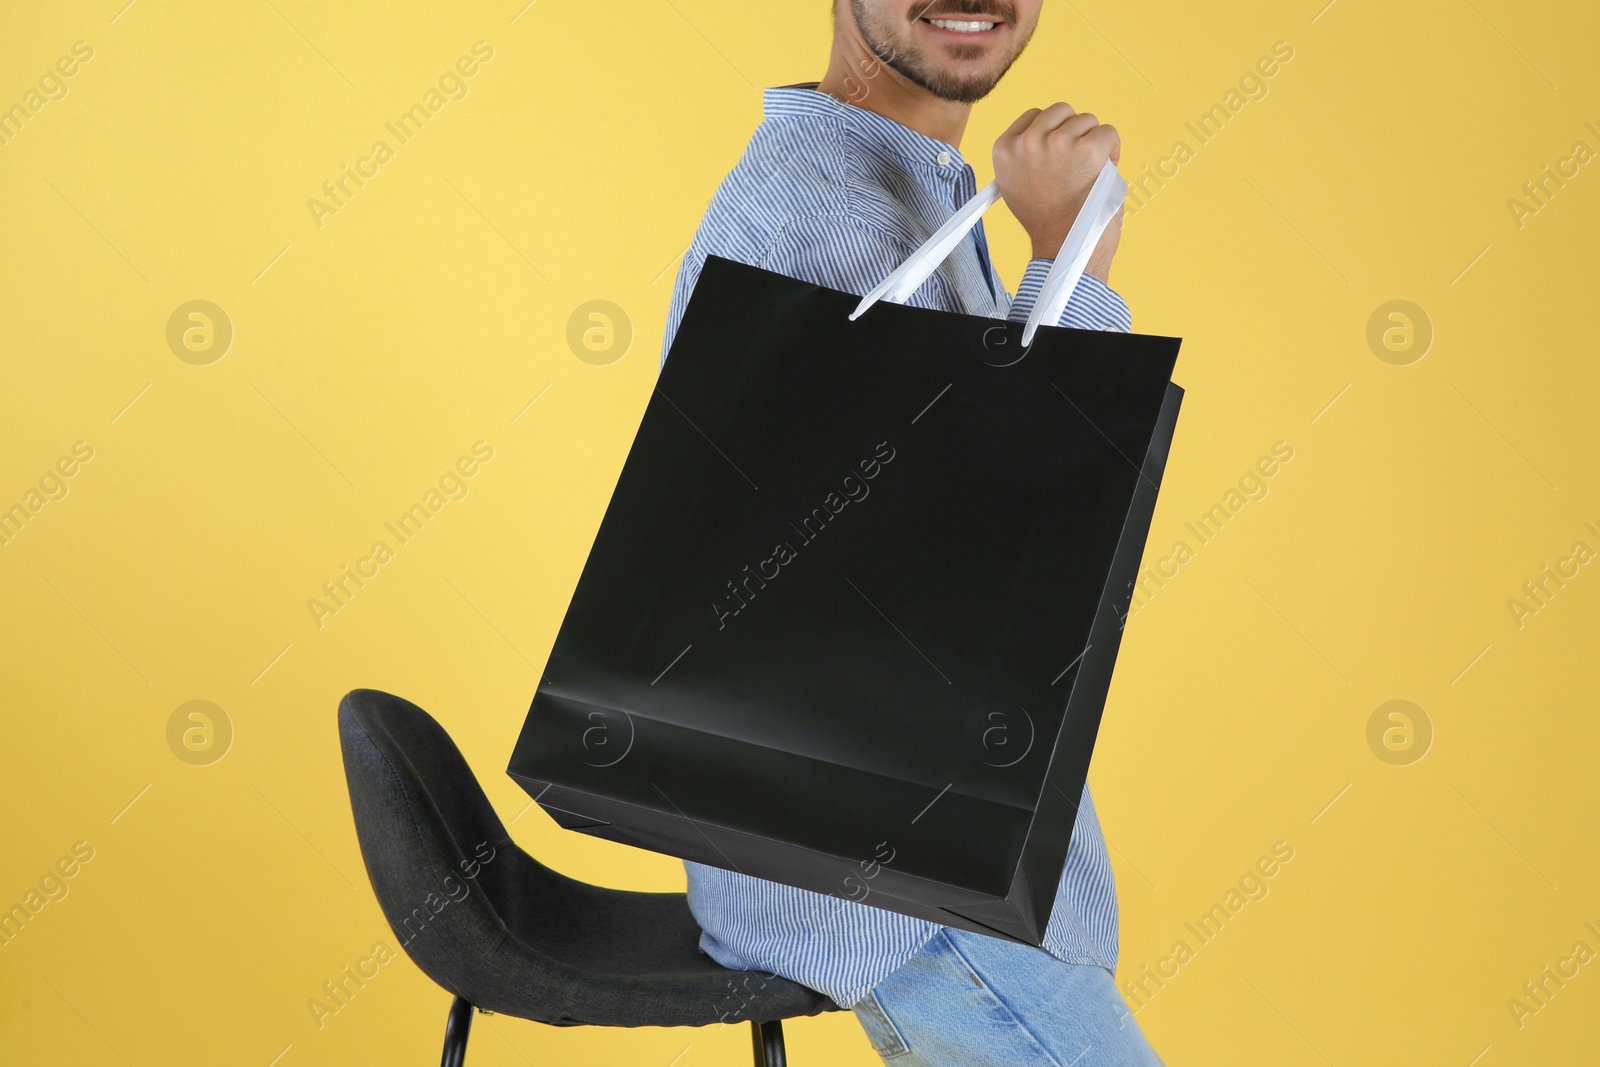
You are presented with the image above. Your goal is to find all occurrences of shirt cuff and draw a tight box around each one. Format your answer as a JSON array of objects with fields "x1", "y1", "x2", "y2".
[{"x1": 1007, "y1": 259, "x2": 1132, "y2": 333}]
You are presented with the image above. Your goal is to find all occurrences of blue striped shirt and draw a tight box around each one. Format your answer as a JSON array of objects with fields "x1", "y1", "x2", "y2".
[{"x1": 660, "y1": 84, "x2": 1127, "y2": 1010}]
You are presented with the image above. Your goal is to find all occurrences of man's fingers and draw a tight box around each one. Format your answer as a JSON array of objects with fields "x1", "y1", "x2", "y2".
[
  {"x1": 994, "y1": 101, "x2": 1124, "y2": 268},
  {"x1": 1087, "y1": 122, "x2": 1121, "y2": 164},
  {"x1": 1002, "y1": 105, "x2": 1117, "y2": 158},
  {"x1": 1048, "y1": 121, "x2": 1120, "y2": 166},
  {"x1": 993, "y1": 108, "x2": 1041, "y2": 159},
  {"x1": 999, "y1": 107, "x2": 1042, "y2": 141},
  {"x1": 1025, "y1": 101, "x2": 1079, "y2": 137},
  {"x1": 1047, "y1": 112, "x2": 1099, "y2": 143}
]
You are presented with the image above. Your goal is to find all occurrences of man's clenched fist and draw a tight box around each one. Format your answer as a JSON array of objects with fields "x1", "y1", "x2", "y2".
[{"x1": 993, "y1": 103, "x2": 1123, "y2": 283}]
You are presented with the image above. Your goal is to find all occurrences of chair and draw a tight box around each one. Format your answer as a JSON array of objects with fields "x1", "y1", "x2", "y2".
[{"x1": 337, "y1": 688, "x2": 841, "y2": 1066}]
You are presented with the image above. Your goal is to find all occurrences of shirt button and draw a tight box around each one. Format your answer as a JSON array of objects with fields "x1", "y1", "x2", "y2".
[{"x1": 935, "y1": 151, "x2": 951, "y2": 166}]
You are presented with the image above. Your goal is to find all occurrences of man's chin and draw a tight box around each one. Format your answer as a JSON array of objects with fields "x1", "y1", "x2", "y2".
[
  {"x1": 911, "y1": 69, "x2": 1006, "y2": 105},
  {"x1": 932, "y1": 85, "x2": 1000, "y2": 104},
  {"x1": 889, "y1": 44, "x2": 1017, "y2": 103}
]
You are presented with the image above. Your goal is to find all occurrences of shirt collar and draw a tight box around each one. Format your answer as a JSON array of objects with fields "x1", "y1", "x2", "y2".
[{"x1": 763, "y1": 83, "x2": 969, "y2": 176}]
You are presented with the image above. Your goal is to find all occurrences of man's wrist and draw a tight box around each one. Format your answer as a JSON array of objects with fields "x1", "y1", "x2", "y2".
[
  {"x1": 1011, "y1": 260, "x2": 1131, "y2": 332},
  {"x1": 1072, "y1": 272, "x2": 1132, "y2": 331},
  {"x1": 1026, "y1": 254, "x2": 1111, "y2": 286}
]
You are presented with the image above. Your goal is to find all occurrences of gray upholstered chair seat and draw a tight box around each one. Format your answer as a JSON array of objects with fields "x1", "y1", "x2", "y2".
[{"x1": 338, "y1": 688, "x2": 839, "y2": 1061}]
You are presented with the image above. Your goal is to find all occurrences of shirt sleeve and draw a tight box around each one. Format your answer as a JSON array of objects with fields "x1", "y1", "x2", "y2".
[
  {"x1": 756, "y1": 213, "x2": 961, "y2": 312},
  {"x1": 1008, "y1": 259, "x2": 1132, "y2": 333},
  {"x1": 662, "y1": 213, "x2": 960, "y2": 370}
]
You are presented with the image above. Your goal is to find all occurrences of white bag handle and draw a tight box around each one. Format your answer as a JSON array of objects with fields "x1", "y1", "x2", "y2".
[
  {"x1": 1020, "y1": 161, "x2": 1125, "y2": 345},
  {"x1": 849, "y1": 160, "x2": 1126, "y2": 347},
  {"x1": 848, "y1": 180, "x2": 1002, "y2": 318}
]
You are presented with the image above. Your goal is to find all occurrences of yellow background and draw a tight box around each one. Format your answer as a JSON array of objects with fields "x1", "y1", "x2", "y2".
[{"x1": 3, "y1": 0, "x2": 1597, "y2": 1063}]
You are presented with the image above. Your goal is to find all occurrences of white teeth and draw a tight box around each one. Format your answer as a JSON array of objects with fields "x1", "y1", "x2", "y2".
[{"x1": 927, "y1": 18, "x2": 996, "y2": 32}]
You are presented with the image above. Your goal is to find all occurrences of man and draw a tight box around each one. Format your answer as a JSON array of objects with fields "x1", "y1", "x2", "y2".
[{"x1": 661, "y1": 3, "x2": 1163, "y2": 1063}]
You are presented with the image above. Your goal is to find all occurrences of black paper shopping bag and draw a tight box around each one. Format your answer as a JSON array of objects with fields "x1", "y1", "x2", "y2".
[{"x1": 509, "y1": 170, "x2": 1183, "y2": 946}]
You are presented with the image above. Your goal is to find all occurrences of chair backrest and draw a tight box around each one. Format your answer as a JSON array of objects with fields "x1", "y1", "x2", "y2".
[{"x1": 338, "y1": 688, "x2": 567, "y2": 1015}]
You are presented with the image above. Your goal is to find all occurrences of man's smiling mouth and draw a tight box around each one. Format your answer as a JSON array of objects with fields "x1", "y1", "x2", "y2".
[{"x1": 921, "y1": 17, "x2": 1001, "y2": 34}]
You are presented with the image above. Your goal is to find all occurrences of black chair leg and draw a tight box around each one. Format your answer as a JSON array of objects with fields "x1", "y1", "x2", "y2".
[
  {"x1": 750, "y1": 1019, "x2": 786, "y2": 1067},
  {"x1": 440, "y1": 995, "x2": 474, "y2": 1067}
]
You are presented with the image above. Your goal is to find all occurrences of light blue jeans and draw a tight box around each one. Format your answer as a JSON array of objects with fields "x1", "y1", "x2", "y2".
[{"x1": 850, "y1": 928, "x2": 1164, "y2": 1066}]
